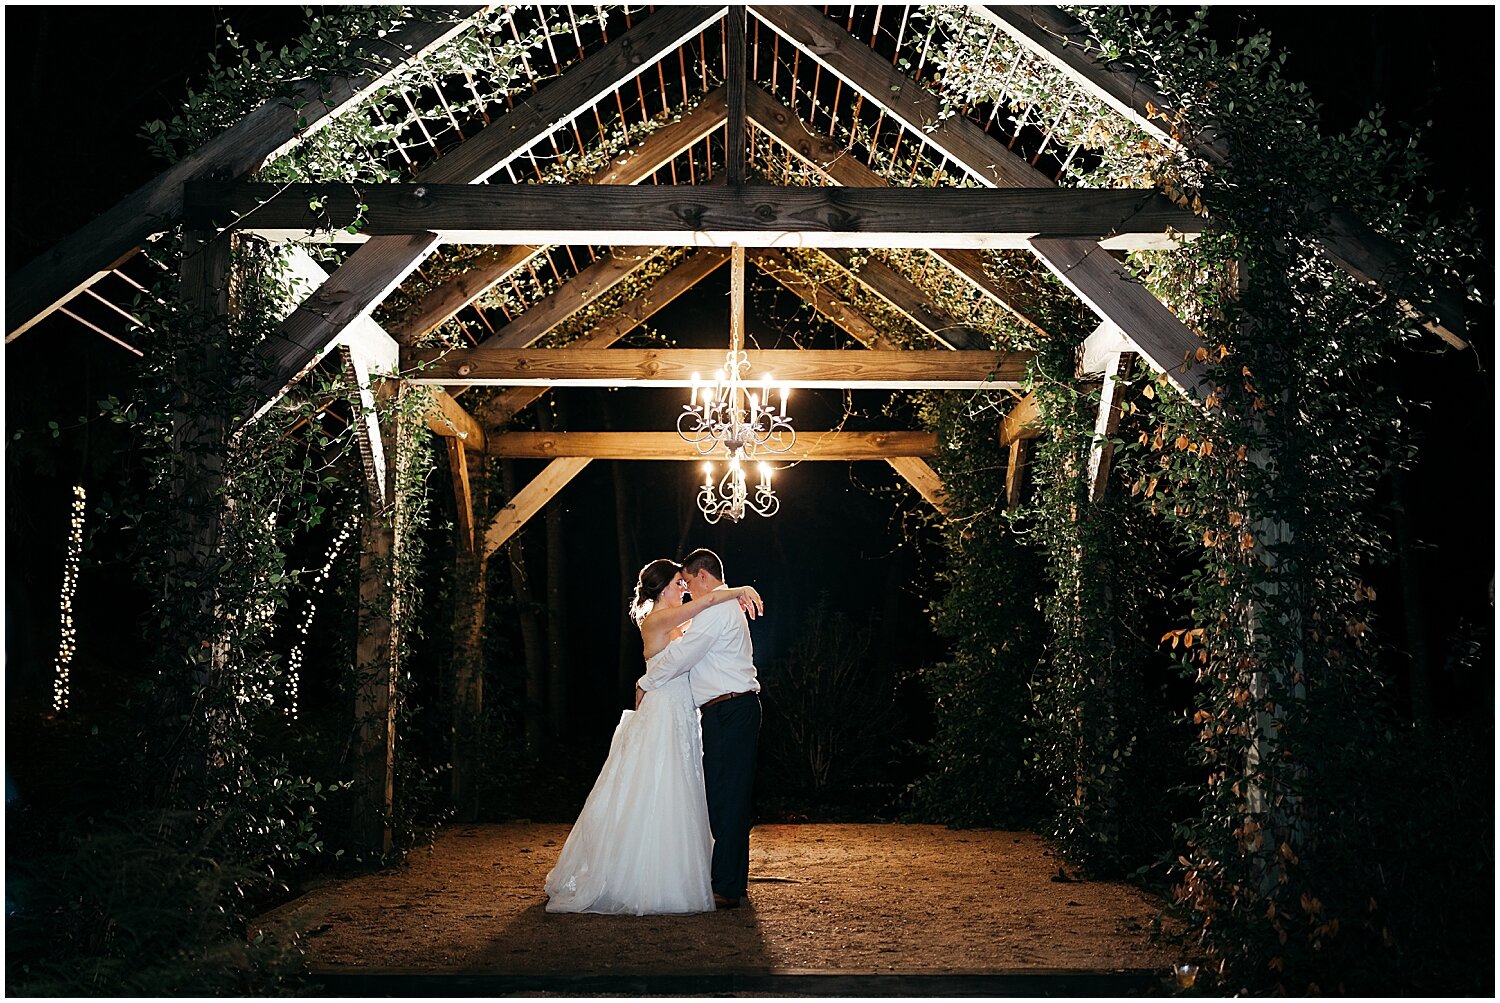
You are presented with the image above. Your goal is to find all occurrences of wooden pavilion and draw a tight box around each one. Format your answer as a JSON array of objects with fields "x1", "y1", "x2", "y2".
[{"x1": 7, "y1": 5, "x2": 1464, "y2": 852}]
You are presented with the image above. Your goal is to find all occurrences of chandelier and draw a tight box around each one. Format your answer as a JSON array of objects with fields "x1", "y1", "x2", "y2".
[{"x1": 675, "y1": 245, "x2": 795, "y2": 523}]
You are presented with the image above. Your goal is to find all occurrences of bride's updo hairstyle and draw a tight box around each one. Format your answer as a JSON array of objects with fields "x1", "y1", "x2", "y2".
[{"x1": 630, "y1": 558, "x2": 682, "y2": 625}]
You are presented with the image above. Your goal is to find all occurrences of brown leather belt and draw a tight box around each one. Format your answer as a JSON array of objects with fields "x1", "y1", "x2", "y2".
[{"x1": 700, "y1": 690, "x2": 754, "y2": 710}]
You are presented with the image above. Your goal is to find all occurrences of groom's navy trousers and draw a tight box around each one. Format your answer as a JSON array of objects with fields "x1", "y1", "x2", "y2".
[{"x1": 701, "y1": 692, "x2": 760, "y2": 899}]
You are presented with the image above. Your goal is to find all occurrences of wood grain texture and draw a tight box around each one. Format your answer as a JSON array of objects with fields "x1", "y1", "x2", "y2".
[
  {"x1": 190, "y1": 181, "x2": 1202, "y2": 250},
  {"x1": 1086, "y1": 351, "x2": 1136, "y2": 502},
  {"x1": 424, "y1": 389, "x2": 486, "y2": 449},
  {"x1": 998, "y1": 391, "x2": 1044, "y2": 447},
  {"x1": 485, "y1": 430, "x2": 937, "y2": 460},
  {"x1": 885, "y1": 457, "x2": 949, "y2": 513},
  {"x1": 482, "y1": 458, "x2": 592, "y2": 557},
  {"x1": 749, "y1": 249, "x2": 899, "y2": 350},
  {"x1": 402, "y1": 347, "x2": 1032, "y2": 388},
  {"x1": 1029, "y1": 237, "x2": 1210, "y2": 401},
  {"x1": 751, "y1": 5, "x2": 1052, "y2": 190}
]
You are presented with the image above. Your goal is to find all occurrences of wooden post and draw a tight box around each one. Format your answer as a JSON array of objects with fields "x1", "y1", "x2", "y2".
[
  {"x1": 352, "y1": 377, "x2": 403, "y2": 857},
  {"x1": 449, "y1": 446, "x2": 487, "y2": 820},
  {"x1": 175, "y1": 227, "x2": 236, "y2": 766}
]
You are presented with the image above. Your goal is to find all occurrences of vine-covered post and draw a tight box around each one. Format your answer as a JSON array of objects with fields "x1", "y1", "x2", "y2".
[
  {"x1": 174, "y1": 226, "x2": 238, "y2": 769},
  {"x1": 352, "y1": 376, "x2": 406, "y2": 856}
]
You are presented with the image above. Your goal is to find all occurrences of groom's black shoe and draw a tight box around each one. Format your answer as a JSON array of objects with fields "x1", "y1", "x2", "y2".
[{"x1": 714, "y1": 893, "x2": 740, "y2": 910}]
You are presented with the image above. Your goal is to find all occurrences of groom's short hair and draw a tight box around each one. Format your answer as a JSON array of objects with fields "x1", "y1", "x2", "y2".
[{"x1": 681, "y1": 548, "x2": 724, "y2": 582}]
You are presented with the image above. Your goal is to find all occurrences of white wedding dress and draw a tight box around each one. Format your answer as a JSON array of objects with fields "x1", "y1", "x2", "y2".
[{"x1": 544, "y1": 671, "x2": 715, "y2": 914}]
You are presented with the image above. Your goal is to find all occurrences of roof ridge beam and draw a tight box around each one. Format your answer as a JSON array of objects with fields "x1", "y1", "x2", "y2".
[{"x1": 7, "y1": 7, "x2": 486, "y2": 340}]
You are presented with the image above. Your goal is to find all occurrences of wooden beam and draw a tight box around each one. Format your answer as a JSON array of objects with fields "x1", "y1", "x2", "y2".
[
  {"x1": 725, "y1": 5, "x2": 748, "y2": 185},
  {"x1": 461, "y1": 247, "x2": 661, "y2": 357},
  {"x1": 476, "y1": 247, "x2": 729, "y2": 427},
  {"x1": 482, "y1": 457, "x2": 592, "y2": 557},
  {"x1": 972, "y1": 6, "x2": 1229, "y2": 167},
  {"x1": 1077, "y1": 321, "x2": 1133, "y2": 377},
  {"x1": 409, "y1": 5, "x2": 726, "y2": 187},
  {"x1": 749, "y1": 249, "x2": 900, "y2": 350},
  {"x1": 817, "y1": 247, "x2": 985, "y2": 349},
  {"x1": 252, "y1": 231, "x2": 442, "y2": 422},
  {"x1": 1087, "y1": 351, "x2": 1136, "y2": 502},
  {"x1": 751, "y1": 5, "x2": 1052, "y2": 190},
  {"x1": 975, "y1": 6, "x2": 1464, "y2": 347},
  {"x1": 389, "y1": 245, "x2": 540, "y2": 344},
  {"x1": 446, "y1": 436, "x2": 476, "y2": 552},
  {"x1": 189, "y1": 181, "x2": 1202, "y2": 251},
  {"x1": 743, "y1": 83, "x2": 1046, "y2": 335},
  {"x1": 389, "y1": 87, "x2": 731, "y2": 344},
  {"x1": 1005, "y1": 439, "x2": 1031, "y2": 508},
  {"x1": 998, "y1": 391, "x2": 1044, "y2": 447},
  {"x1": 7, "y1": 8, "x2": 484, "y2": 340},
  {"x1": 885, "y1": 457, "x2": 948, "y2": 514},
  {"x1": 402, "y1": 347, "x2": 1033, "y2": 389},
  {"x1": 1029, "y1": 237, "x2": 1210, "y2": 400},
  {"x1": 244, "y1": 5, "x2": 724, "y2": 421},
  {"x1": 486, "y1": 430, "x2": 937, "y2": 460},
  {"x1": 424, "y1": 388, "x2": 486, "y2": 449}
]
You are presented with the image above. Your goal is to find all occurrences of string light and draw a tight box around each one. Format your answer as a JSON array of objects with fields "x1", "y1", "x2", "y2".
[
  {"x1": 284, "y1": 513, "x2": 357, "y2": 720},
  {"x1": 52, "y1": 485, "x2": 86, "y2": 714}
]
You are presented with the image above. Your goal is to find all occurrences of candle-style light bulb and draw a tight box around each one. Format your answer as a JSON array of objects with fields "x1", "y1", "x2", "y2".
[
  {"x1": 759, "y1": 462, "x2": 772, "y2": 486},
  {"x1": 703, "y1": 462, "x2": 714, "y2": 488},
  {"x1": 691, "y1": 373, "x2": 700, "y2": 407}
]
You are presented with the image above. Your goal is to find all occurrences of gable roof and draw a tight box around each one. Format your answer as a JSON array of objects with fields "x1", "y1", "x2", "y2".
[{"x1": 7, "y1": 4, "x2": 1468, "y2": 401}]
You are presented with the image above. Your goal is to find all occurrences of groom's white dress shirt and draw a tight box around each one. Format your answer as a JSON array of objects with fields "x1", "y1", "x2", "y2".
[{"x1": 638, "y1": 585, "x2": 759, "y2": 707}]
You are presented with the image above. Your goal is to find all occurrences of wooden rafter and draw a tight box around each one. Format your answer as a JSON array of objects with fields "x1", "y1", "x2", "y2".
[
  {"x1": 749, "y1": 249, "x2": 900, "y2": 350},
  {"x1": 486, "y1": 430, "x2": 937, "y2": 460},
  {"x1": 244, "y1": 4, "x2": 725, "y2": 422},
  {"x1": 998, "y1": 391, "x2": 1044, "y2": 448},
  {"x1": 817, "y1": 248, "x2": 984, "y2": 350},
  {"x1": 476, "y1": 247, "x2": 729, "y2": 427},
  {"x1": 975, "y1": 5, "x2": 1466, "y2": 348},
  {"x1": 6, "y1": 7, "x2": 486, "y2": 340},
  {"x1": 885, "y1": 457, "x2": 949, "y2": 514},
  {"x1": 423, "y1": 388, "x2": 486, "y2": 450},
  {"x1": 1030, "y1": 237, "x2": 1209, "y2": 399},
  {"x1": 390, "y1": 87, "x2": 732, "y2": 345},
  {"x1": 750, "y1": 5, "x2": 1052, "y2": 190},
  {"x1": 189, "y1": 182, "x2": 1202, "y2": 251},
  {"x1": 402, "y1": 347, "x2": 1032, "y2": 389},
  {"x1": 743, "y1": 83, "x2": 1046, "y2": 336},
  {"x1": 459, "y1": 248, "x2": 661, "y2": 357},
  {"x1": 1086, "y1": 351, "x2": 1136, "y2": 502},
  {"x1": 483, "y1": 457, "x2": 592, "y2": 557}
]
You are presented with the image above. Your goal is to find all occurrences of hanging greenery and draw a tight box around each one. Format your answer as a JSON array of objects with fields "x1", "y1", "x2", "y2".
[{"x1": 906, "y1": 5, "x2": 1487, "y2": 995}]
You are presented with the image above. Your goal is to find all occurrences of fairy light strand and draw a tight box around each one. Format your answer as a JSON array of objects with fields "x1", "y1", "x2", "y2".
[
  {"x1": 52, "y1": 485, "x2": 86, "y2": 714},
  {"x1": 284, "y1": 513, "x2": 357, "y2": 719}
]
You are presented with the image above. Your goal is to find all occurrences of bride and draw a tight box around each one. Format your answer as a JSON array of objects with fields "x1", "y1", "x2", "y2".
[{"x1": 544, "y1": 558, "x2": 763, "y2": 915}]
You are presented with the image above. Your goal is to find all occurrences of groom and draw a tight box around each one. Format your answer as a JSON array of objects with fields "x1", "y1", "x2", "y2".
[{"x1": 636, "y1": 547, "x2": 760, "y2": 910}]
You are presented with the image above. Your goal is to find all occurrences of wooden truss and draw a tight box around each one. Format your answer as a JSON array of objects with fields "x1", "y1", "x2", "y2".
[{"x1": 11, "y1": 4, "x2": 1472, "y2": 843}]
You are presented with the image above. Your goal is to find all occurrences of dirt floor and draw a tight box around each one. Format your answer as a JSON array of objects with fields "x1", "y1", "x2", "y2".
[{"x1": 257, "y1": 823, "x2": 1175, "y2": 974}]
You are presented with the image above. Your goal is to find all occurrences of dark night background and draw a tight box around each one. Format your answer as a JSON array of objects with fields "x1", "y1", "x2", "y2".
[{"x1": 4, "y1": 8, "x2": 1494, "y2": 807}]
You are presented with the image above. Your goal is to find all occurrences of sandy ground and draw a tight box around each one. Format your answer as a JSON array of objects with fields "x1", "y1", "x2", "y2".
[{"x1": 257, "y1": 822, "x2": 1174, "y2": 974}]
